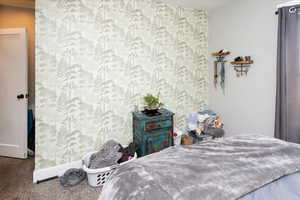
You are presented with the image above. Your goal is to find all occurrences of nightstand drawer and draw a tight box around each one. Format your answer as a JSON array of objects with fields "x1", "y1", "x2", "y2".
[
  {"x1": 144, "y1": 120, "x2": 172, "y2": 131},
  {"x1": 146, "y1": 131, "x2": 170, "y2": 154}
]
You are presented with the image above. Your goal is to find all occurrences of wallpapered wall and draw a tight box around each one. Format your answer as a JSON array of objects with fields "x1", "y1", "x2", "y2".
[{"x1": 36, "y1": 0, "x2": 208, "y2": 169}]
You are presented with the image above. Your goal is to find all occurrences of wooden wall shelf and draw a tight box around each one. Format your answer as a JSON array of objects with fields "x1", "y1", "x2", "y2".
[
  {"x1": 231, "y1": 60, "x2": 254, "y2": 65},
  {"x1": 231, "y1": 59, "x2": 254, "y2": 77},
  {"x1": 212, "y1": 51, "x2": 231, "y2": 57}
]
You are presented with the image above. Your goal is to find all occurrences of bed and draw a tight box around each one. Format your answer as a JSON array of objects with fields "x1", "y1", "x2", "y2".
[{"x1": 99, "y1": 136, "x2": 300, "y2": 200}]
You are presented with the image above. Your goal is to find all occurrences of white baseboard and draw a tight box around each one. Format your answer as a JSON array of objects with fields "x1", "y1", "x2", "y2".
[{"x1": 33, "y1": 160, "x2": 82, "y2": 183}]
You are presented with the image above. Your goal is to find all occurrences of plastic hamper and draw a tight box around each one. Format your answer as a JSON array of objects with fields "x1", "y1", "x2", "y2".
[{"x1": 82, "y1": 152, "x2": 137, "y2": 187}]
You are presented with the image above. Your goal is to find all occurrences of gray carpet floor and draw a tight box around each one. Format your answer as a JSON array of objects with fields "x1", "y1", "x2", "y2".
[{"x1": 0, "y1": 157, "x2": 101, "y2": 200}]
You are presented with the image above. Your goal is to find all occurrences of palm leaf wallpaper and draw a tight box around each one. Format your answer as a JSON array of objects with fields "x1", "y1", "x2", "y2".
[{"x1": 36, "y1": 0, "x2": 208, "y2": 169}]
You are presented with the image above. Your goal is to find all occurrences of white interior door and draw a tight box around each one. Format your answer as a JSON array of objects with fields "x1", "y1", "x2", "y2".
[{"x1": 0, "y1": 28, "x2": 28, "y2": 159}]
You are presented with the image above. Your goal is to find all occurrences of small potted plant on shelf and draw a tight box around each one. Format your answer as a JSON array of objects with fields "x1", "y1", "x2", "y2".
[{"x1": 143, "y1": 93, "x2": 164, "y2": 116}]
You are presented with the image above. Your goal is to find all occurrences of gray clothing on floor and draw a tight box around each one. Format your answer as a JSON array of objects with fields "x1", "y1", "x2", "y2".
[{"x1": 59, "y1": 168, "x2": 86, "y2": 187}]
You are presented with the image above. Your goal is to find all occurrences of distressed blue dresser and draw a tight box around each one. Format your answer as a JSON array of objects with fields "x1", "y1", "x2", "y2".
[{"x1": 133, "y1": 109, "x2": 174, "y2": 157}]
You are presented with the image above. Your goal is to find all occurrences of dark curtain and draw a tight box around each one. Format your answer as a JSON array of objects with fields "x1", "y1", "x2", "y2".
[{"x1": 275, "y1": 5, "x2": 300, "y2": 143}]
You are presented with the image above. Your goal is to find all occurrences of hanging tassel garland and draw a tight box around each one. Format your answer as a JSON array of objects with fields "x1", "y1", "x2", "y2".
[
  {"x1": 214, "y1": 61, "x2": 218, "y2": 88},
  {"x1": 220, "y1": 61, "x2": 225, "y2": 93}
]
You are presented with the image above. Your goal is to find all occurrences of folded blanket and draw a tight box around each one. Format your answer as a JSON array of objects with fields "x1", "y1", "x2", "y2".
[{"x1": 99, "y1": 136, "x2": 300, "y2": 200}]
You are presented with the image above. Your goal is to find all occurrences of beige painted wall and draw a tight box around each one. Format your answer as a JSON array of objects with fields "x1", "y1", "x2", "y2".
[
  {"x1": 0, "y1": 5, "x2": 35, "y2": 108},
  {"x1": 208, "y1": 0, "x2": 287, "y2": 137}
]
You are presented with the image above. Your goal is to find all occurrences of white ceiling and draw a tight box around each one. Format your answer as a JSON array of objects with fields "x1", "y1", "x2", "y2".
[{"x1": 161, "y1": 0, "x2": 234, "y2": 10}]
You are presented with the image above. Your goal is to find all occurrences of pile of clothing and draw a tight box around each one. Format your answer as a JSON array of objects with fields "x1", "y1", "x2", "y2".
[
  {"x1": 60, "y1": 140, "x2": 136, "y2": 187},
  {"x1": 89, "y1": 140, "x2": 136, "y2": 169},
  {"x1": 187, "y1": 109, "x2": 225, "y2": 138}
]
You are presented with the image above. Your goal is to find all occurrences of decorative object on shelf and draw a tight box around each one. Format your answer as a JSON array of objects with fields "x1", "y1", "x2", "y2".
[
  {"x1": 231, "y1": 56, "x2": 254, "y2": 77},
  {"x1": 133, "y1": 108, "x2": 174, "y2": 157},
  {"x1": 143, "y1": 93, "x2": 164, "y2": 116},
  {"x1": 212, "y1": 50, "x2": 230, "y2": 93}
]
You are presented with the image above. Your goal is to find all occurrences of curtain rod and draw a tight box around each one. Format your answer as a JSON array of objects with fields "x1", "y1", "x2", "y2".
[
  {"x1": 277, "y1": 0, "x2": 300, "y2": 9},
  {"x1": 275, "y1": 0, "x2": 300, "y2": 15}
]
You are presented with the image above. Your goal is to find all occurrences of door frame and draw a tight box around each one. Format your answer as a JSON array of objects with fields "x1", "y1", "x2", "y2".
[{"x1": 0, "y1": 28, "x2": 28, "y2": 159}]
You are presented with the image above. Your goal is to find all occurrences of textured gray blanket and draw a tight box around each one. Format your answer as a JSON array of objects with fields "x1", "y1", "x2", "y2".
[{"x1": 99, "y1": 136, "x2": 300, "y2": 200}]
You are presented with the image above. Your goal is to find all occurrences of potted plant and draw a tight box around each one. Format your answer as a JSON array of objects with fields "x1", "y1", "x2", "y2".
[{"x1": 143, "y1": 93, "x2": 164, "y2": 115}]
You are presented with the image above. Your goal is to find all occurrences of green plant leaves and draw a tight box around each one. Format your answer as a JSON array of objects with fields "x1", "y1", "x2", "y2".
[{"x1": 143, "y1": 94, "x2": 163, "y2": 109}]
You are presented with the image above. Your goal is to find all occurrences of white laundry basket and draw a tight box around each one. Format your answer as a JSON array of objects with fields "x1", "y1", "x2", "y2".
[{"x1": 82, "y1": 152, "x2": 137, "y2": 187}]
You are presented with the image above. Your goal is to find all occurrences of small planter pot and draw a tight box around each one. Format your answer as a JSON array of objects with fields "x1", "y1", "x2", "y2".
[{"x1": 143, "y1": 107, "x2": 161, "y2": 116}]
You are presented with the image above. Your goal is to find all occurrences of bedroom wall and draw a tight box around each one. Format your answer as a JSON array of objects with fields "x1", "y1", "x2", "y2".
[
  {"x1": 36, "y1": 0, "x2": 208, "y2": 169},
  {"x1": 208, "y1": 0, "x2": 287, "y2": 137},
  {"x1": 0, "y1": 5, "x2": 35, "y2": 108}
]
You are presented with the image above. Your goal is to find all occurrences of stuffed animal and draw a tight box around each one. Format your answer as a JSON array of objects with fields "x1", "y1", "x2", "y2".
[{"x1": 206, "y1": 128, "x2": 225, "y2": 139}]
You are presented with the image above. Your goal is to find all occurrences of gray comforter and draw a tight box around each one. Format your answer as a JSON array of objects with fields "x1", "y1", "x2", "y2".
[{"x1": 99, "y1": 136, "x2": 300, "y2": 200}]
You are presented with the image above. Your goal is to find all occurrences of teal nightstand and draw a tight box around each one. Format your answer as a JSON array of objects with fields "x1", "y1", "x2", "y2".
[{"x1": 133, "y1": 109, "x2": 174, "y2": 157}]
